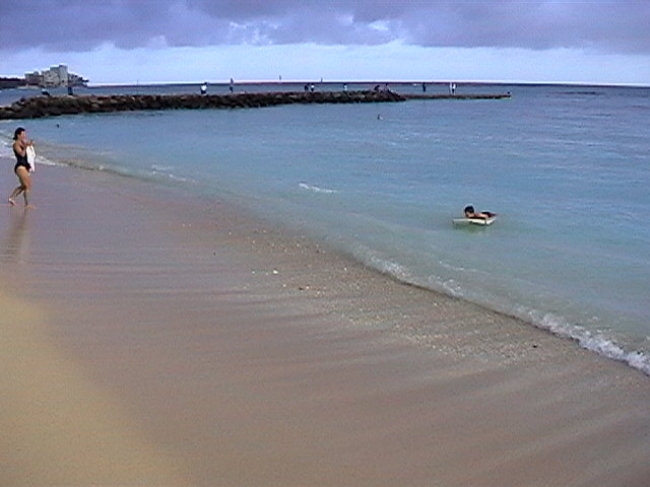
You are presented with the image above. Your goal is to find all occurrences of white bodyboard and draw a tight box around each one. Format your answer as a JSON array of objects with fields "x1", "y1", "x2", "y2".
[
  {"x1": 452, "y1": 216, "x2": 497, "y2": 226},
  {"x1": 26, "y1": 145, "x2": 36, "y2": 172}
]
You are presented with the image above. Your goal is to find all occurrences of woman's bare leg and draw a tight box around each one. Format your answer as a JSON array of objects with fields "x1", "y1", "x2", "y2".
[
  {"x1": 9, "y1": 186, "x2": 23, "y2": 205},
  {"x1": 14, "y1": 167, "x2": 35, "y2": 208}
]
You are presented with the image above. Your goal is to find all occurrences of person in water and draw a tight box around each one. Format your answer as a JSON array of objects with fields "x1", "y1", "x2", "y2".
[
  {"x1": 464, "y1": 205, "x2": 495, "y2": 219},
  {"x1": 9, "y1": 127, "x2": 36, "y2": 209}
]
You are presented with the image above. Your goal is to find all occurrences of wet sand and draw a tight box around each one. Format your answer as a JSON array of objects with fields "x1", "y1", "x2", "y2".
[{"x1": 1, "y1": 163, "x2": 649, "y2": 486}]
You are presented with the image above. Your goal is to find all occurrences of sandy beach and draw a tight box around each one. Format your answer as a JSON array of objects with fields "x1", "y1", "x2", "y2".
[{"x1": 1, "y1": 161, "x2": 649, "y2": 486}]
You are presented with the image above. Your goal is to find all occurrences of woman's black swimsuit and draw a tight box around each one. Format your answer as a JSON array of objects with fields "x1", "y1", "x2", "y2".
[{"x1": 13, "y1": 148, "x2": 31, "y2": 173}]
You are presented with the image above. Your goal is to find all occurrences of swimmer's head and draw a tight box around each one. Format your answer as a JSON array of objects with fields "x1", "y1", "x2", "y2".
[{"x1": 13, "y1": 127, "x2": 25, "y2": 140}]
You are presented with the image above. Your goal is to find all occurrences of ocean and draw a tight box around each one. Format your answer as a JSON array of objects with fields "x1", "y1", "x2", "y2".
[{"x1": 1, "y1": 81, "x2": 649, "y2": 375}]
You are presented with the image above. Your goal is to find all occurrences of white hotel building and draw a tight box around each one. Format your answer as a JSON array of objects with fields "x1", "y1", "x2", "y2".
[{"x1": 25, "y1": 64, "x2": 87, "y2": 88}]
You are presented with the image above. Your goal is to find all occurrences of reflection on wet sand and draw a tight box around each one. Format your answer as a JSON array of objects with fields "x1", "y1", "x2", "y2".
[{"x1": 2, "y1": 208, "x2": 30, "y2": 263}]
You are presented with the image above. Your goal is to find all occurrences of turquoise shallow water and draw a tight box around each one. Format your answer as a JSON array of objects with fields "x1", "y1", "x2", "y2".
[{"x1": 2, "y1": 82, "x2": 649, "y2": 374}]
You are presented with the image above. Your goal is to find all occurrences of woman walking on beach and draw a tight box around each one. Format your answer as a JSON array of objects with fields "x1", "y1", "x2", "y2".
[{"x1": 9, "y1": 127, "x2": 36, "y2": 209}]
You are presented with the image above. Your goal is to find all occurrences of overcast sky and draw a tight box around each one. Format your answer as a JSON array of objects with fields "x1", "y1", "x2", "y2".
[{"x1": 1, "y1": 0, "x2": 648, "y2": 85}]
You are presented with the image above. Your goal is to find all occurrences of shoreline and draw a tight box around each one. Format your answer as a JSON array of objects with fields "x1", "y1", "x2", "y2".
[{"x1": 2, "y1": 163, "x2": 649, "y2": 486}]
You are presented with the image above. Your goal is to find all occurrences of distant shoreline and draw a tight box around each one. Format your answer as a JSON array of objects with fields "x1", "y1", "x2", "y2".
[
  {"x1": 79, "y1": 80, "x2": 650, "y2": 90},
  {"x1": 4, "y1": 78, "x2": 648, "y2": 90}
]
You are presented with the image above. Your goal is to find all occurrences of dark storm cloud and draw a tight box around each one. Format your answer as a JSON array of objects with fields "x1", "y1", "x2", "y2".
[{"x1": 1, "y1": 1, "x2": 648, "y2": 54}]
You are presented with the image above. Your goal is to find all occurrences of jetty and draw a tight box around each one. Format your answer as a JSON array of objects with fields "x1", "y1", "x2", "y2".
[
  {"x1": 406, "y1": 93, "x2": 511, "y2": 100},
  {"x1": 0, "y1": 90, "x2": 510, "y2": 120}
]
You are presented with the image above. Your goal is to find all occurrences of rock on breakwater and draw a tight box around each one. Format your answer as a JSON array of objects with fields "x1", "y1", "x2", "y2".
[{"x1": 0, "y1": 90, "x2": 406, "y2": 119}]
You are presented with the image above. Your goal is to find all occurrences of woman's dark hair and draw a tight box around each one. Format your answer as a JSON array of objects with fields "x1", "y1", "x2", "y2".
[
  {"x1": 13, "y1": 127, "x2": 25, "y2": 140},
  {"x1": 464, "y1": 205, "x2": 474, "y2": 213}
]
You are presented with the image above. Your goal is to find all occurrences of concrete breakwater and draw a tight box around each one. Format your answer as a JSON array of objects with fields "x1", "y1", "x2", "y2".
[
  {"x1": 407, "y1": 93, "x2": 511, "y2": 100},
  {"x1": 0, "y1": 90, "x2": 406, "y2": 119}
]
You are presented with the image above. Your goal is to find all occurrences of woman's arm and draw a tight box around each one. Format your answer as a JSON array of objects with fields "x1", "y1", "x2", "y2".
[
  {"x1": 13, "y1": 138, "x2": 33, "y2": 156},
  {"x1": 13, "y1": 140, "x2": 27, "y2": 157}
]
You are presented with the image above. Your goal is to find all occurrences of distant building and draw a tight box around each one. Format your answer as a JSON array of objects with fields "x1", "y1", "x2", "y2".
[
  {"x1": 24, "y1": 72, "x2": 41, "y2": 86},
  {"x1": 42, "y1": 65, "x2": 66, "y2": 86},
  {"x1": 25, "y1": 64, "x2": 88, "y2": 88}
]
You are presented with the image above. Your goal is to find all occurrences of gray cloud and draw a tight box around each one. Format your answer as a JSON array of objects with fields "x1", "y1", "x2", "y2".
[{"x1": 1, "y1": 0, "x2": 648, "y2": 54}]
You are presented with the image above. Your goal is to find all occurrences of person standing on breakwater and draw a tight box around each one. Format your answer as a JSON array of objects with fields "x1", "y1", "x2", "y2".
[{"x1": 9, "y1": 127, "x2": 36, "y2": 209}]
